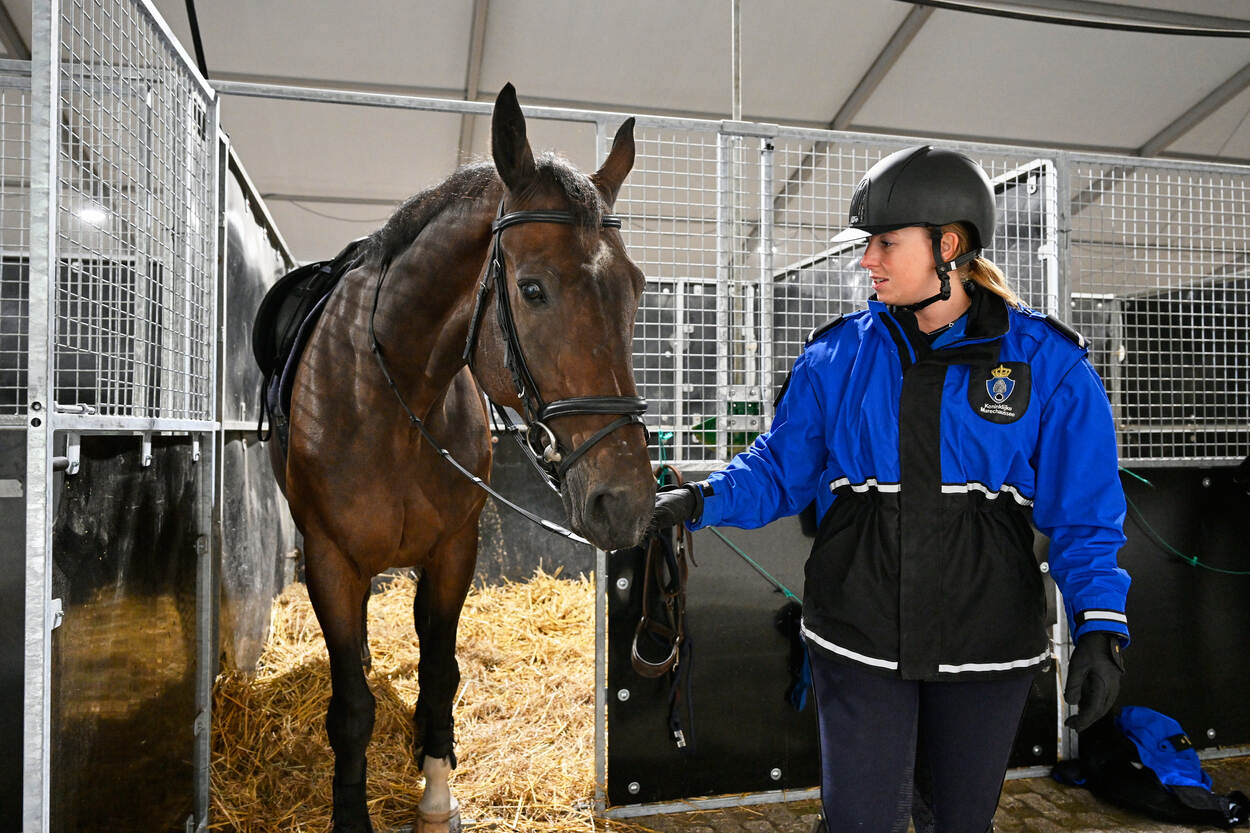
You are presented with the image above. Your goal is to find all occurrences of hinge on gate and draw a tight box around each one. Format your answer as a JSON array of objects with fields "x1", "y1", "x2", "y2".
[
  {"x1": 1037, "y1": 241, "x2": 1058, "y2": 262},
  {"x1": 140, "y1": 432, "x2": 152, "y2": 467},
  {"x1": 192, "y1": 436, "x2": 201, "y2": 463},
  {"x1": 48, "y1": 598, "x2": 64, "y2": 631},
  {"x1": 193, "y1": 709, "x2": 209, "y2": 737}
]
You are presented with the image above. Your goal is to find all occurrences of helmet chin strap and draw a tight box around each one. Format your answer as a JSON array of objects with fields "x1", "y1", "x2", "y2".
[{"x1": 901, "y1": 226, "x2": 980, "y2": 312}]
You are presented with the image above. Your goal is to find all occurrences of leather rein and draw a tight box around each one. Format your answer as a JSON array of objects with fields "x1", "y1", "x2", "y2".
[{"x1": 367, "y1": 200, "x2": 648, "y2": 541}]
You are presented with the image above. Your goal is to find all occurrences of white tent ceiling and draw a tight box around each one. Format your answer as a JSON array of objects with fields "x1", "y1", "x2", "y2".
[{"x1": 4, "y1": 0, "x2": 1250, "y2": 262}]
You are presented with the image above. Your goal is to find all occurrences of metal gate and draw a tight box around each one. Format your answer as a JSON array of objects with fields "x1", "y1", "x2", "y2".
[{"x1": 22, "y1": 0, "x2": 218, "y2": 830}]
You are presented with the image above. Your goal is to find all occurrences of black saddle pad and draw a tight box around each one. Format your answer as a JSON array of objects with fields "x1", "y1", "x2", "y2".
[
  {"x1": 252, "y1": 237, "x2": 368, "y2": 378},
  {"x1": 253, "y1": 237, "x2": 369, "y2": 444}
]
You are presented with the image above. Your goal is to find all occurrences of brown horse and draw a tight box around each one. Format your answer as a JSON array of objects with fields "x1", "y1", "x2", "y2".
[{"x1": 267, "y1": 84, "x2": 654, "y2": 832}]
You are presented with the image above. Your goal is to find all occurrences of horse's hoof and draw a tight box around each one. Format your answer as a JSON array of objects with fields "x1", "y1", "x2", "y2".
[
  {"x1": 415, "y1": 798, "x2": 461, "y2": 833},
  {"x1": 331, "y1": 819, "x2": 374, "y2": 833}
]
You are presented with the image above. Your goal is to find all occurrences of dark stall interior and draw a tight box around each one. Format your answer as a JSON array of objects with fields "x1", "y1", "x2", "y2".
[{"x1": 48, "y1": 435, "x2": 201, "y2": 833}]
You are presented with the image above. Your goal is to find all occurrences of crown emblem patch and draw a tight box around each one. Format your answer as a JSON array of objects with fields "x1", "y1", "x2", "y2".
[
  {"x1": 987, "y1": 364, "x2": 1015, "y2": 403},
  {"x1": 969, "y1": 362, "x2": 1031, "y2": 424}
]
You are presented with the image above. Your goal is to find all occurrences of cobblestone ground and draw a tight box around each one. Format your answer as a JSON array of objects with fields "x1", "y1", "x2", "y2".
[{"x1": 616, "y1": 756, "x2": 1250, "y2": 833}]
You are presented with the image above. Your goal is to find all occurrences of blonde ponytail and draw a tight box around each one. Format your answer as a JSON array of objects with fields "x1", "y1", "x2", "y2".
[{"x1": 942, "y1": 222, "x2": 1023, "y2": 309}]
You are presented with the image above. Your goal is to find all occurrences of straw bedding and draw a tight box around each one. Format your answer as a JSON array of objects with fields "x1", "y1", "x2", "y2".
[{"x1": 211, "y1": 568, "x2": 653, "y2": 832}]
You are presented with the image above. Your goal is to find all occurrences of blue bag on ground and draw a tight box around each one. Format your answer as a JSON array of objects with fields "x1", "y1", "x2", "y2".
[{"x1": 1052, "y1": 706, "x2": 1249, "y2": 827}]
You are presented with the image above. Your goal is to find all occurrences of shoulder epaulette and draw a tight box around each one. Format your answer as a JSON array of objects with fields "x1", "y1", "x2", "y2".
[
  {"x1": 805, "y1": 314, "x2": 848, "y2": 346},
  {"x1": 1042, "y1": 313, "x2": 1087, "y2": 349}
]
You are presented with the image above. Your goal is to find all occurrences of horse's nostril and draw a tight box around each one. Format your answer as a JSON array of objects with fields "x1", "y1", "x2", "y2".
[{"x1": 587, "y1": 485, "x2": 623, "y2": 522}]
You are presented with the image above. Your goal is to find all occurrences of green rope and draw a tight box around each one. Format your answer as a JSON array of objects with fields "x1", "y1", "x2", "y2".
[
  {"x1": 707, "y1": 527, "x2": 800, "y2": 602},
  {"x1": 1120, "y1": 467, "x2": 1250, "y2": 577},
  {"x1": 651, "y1": 449, "x2": 800, "y2": 601}
]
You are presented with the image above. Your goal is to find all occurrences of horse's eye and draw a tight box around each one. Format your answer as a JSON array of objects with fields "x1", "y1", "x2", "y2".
[{"x1": 518, "y1": 281, "x2": 546, "y2": 303}]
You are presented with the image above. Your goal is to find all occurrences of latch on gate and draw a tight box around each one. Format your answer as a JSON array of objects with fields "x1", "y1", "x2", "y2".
[
  {"x1": 140, "y1": 432, "x2": 152, "y2": 467},
  {"x1": 64, "y1": 433, "x2": 80, "y2": 475},
  {"x1": 192, "y1": 436, "x2": 201, "y2": 463},
  {"x1": 48, "y1": 598, "x2": 63, "y2": 631}
]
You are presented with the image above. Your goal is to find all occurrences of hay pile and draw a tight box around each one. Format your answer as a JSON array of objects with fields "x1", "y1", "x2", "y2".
[{"x1": 211, "y1": 568, "x2": 649, "y2": 832}]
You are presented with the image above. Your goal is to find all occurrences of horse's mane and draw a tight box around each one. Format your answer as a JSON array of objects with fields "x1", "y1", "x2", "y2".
[{"x1": 366, "y1": 153, "x2": 604, "y2": 268}]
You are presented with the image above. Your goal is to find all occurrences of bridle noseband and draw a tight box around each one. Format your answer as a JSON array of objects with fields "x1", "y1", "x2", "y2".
[{"x1": 460, "y1": 201, "x2": 648, "y2": 487}]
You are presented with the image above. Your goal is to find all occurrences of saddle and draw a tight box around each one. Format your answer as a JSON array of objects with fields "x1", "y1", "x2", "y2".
[{"x1": 252, "y1": 237, "x2": 369, "y2": 448}]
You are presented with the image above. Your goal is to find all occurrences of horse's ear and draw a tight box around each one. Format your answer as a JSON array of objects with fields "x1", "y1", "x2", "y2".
[
  {"x1": 592, "y1": 117, "x2": 635, "y2": 207},
  {"x1": 492, "y1": 83, "x2": 537, "y2": 195}
]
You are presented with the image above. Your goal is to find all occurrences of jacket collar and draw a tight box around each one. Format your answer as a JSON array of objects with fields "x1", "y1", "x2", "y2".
[{"x1": 867, "y1": 288, "x2": 1010, "y2": 370}]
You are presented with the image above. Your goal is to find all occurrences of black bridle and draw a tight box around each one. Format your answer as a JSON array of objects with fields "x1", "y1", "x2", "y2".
[
  {"x1": 369, "y1": 199, "x2": 647, "y2": 504},
  {"x1": 460, "y1": 201, "x2": 648, "y2": 488}
]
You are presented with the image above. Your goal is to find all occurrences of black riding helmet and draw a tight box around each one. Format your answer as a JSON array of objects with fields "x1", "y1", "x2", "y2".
[{"x1": 832, "y1": 145, "x2": 996, "y2": 311}]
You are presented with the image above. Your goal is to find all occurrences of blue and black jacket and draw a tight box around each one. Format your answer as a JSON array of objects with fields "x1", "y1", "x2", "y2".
[{"x1": 691, "y1": 289, "x2": 1130, "y2": 680}]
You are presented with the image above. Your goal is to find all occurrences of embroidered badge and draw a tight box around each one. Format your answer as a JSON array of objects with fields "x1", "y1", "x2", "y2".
[
  {"x1": 987, "y1": 364, "x2": 1016, "y2": 403},
  {"x1": 968, "y1": 362, "x2": 1031, "y2": 424}
]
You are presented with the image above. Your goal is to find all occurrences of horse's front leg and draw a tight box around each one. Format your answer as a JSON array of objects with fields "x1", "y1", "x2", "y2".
[
  {"x1": 413, "y1": 523, "x2": 477, "y2": 833},
  {"x1": 306, "y1": 535, "x2": 377, "y2": 833}
]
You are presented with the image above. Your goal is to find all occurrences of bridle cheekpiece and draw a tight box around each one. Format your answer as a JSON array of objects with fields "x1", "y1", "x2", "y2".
[{"x1": 459, "y1": 200, "x2": 648, "y2": 488}]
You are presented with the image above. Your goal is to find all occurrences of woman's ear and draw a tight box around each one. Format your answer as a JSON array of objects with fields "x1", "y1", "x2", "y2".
[{"x1": 940, "y1": 230, "x2": 962, "y2": 263}]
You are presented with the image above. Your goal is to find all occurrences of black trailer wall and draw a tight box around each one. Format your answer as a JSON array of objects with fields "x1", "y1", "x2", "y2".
[
  {"x1": 48, "y1": 435, "x2": 202, "y2": 832},
  {"x1": 0, "y1": 430, "x2": 24, "y2": 832},
  {"x1": 217, "y1": 159, "x2": 300, "y2": 671}
]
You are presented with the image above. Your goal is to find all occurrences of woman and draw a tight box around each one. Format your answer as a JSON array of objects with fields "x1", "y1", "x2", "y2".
[{"x1": 651, "y1": 145, "x2": 1130, "y2": 833}]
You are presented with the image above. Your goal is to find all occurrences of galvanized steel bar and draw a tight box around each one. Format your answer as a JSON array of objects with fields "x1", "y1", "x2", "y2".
[
  {"x1": 134, "y1": 0, "x2": 215, "y2": 100},
  {"x1": 593, "y1": 547, "x2": 608, "y2": 814},
  {"x1": 715, "y1": 133, "x2": 731, "y2": 461},
  {"x1": 730, "y1": 0, "x2": 741, "y2": 122},
  {"x1": 193, "y1": 96, "x2": 224, "y2": 832},
  {"x1": 759, "y1": 138, "x2": 775, "y2": 426},
  {"x1": 24, "y1": 0, "x2": 57, "y2": 827},
  {"x1": 593, "y1": 120, "x2": 610, "y2": 817},
  {"x1": 1054, "y1": 152, "x2": 1073, "y2": 323}
]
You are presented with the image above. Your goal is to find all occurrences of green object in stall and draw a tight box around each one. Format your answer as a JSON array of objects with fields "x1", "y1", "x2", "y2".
[{"x1": 690, "y1": 401, "x2": 762, "y2": 454}]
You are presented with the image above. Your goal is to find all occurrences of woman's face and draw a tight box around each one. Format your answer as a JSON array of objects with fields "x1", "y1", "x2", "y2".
[{"x1": 859, "y1": 225, "x2": 939, "y2": 306}]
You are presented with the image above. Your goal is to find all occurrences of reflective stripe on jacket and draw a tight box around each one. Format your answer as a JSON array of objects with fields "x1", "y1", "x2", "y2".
[{"x1": 692, "y1": 289, "x2": 1130, "y2": 680}]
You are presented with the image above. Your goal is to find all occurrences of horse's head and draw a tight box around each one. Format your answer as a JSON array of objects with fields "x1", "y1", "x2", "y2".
[{"x1": 473, "y1": 83, "x2": 654, "y2": 550}]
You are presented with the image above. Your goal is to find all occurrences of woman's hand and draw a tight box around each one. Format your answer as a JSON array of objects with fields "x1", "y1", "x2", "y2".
[
  {"x1": 1063, "y1": 631, "x2": 1126, "y2": 732},
  {"x1": 647, "y1": 484, "x2": 701, "y2": 533}
]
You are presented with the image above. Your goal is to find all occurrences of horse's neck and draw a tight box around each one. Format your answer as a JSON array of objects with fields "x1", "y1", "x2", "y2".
[{"x1": 364, "y1": 198, "x2": 497, "y2": 409}]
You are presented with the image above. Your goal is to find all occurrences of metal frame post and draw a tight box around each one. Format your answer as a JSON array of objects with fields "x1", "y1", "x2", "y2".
[
  {"x1": 592, "y1": 119, "x2": 610, "y2": 816},
  {"x1": 192, "y1": 96, "x2": 224, "y2": 833},
  {"x1": 759, "y1": 138, "x2": 775, "y2": 426},
  {"x1": 24, "y1": 0, "x2": 58, "y2": 829},
  {"x1": 715, "y1": 132, "x2": 731, "y2": 461},
  {"x1": 1054, "y1": 152, "x2": 1073, "y2": 325}
]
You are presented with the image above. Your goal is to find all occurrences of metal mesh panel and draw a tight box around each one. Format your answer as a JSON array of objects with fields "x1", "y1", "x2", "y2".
[
  {"x1": 0, "y1": 86, "x2": 29, "y2": 418},
  {"x1": 54, "y1": 0, "x2": 214, "y2": 421},
  {"x1": 1069, "y1": 159, "x2": 1250, "y2": 465},
  {"x1": 616, "y1": 126, "x2": 1062, "y2": 467},
  {"x1": 612, "y1": 128, "x2": 721, "y2": 465}
]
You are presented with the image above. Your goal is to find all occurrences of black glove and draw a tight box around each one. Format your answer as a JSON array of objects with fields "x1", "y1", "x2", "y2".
[
  {"x1": 1064, "y1": 631, "x2": 1126, "y2": 732},
  {"x1": 647, "y1": 483, "x2": 704, "y2": 534}
]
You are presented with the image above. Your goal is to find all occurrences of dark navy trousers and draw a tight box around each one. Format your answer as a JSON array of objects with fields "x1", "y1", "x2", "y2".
[{"x1": 809, "y1": 649, "x2": 1036, "y2": 833}]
